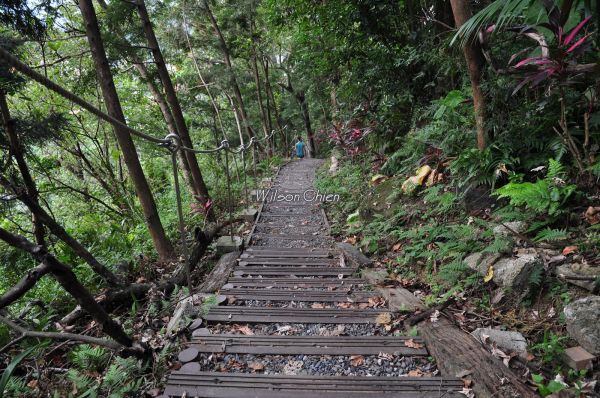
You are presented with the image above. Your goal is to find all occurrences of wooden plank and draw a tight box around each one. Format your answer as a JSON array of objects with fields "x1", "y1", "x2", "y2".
[
  {"x1": 204, "y1": 307, "x2": 385, "y2": 323},
  {"x1": 232, "y1": 266, "x2": 357, "y2": 277},
  {"x1": 189, "y1": 335, "x2": 428, "y2": 356},
  {"x1": 222, "y1": 288, "x2": 377, "y2": 302},
  {"x1": 239, "y1": 258, "x2": 337, "y2": 266},
  {"x1": 164, "y1": 372, "x2": 464, "y2": 397},
  {"x1": 224, "y1": 278, "x2": 366, "y2": 288}
]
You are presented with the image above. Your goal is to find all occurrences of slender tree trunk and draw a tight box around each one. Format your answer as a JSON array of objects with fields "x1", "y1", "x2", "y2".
[
  {"x1": 202, "y1": 0, "x2": 255, "y2": 142},
  {"x1": 133, "y1": 63, "x2": 196, "y2": 196},
  {"x1": 78, "y1": 0, "x2": 174, "y2": 261},
  {"x1": 251, "y1": 52, "x2": 271, "y2": 155},
  {"x1": 135, "y1": 0, "x2": 211, "y2": 204},
  {"x1": 450, "y1": 0, "x2": 487, "y2": 150},
  {"x1": 297, "y1": 90, "x2": 316, "y2": 158},
  {"x1": 262, "y1": 58, "x2": 274, "y2": 134},
  {"x1": 0, "y1": 93, "x2": 46, "y2": 245}
]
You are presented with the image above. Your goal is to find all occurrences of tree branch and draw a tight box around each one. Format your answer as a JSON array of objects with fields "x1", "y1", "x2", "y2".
[{"x1": 0, "y1": 314, "x2": 123, "y2": 352}]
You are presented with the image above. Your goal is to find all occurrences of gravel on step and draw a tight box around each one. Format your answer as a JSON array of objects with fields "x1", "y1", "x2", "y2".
[
  {"x1": 191, "y1": 352, "x2": 436, "y2": 377},
  {"x1": 207, "y1": 323, "x2": 393, "y2": 337}
]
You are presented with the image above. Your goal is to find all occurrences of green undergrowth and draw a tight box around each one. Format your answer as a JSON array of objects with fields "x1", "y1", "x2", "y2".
[{"x1": 316, "y1": 154, "x2": 600, "y2": 389}]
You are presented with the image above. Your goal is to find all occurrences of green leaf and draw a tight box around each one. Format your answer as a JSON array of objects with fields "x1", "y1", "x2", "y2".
[{"x1": 0, "y1": 346, "x2": 36, "y2": 398}]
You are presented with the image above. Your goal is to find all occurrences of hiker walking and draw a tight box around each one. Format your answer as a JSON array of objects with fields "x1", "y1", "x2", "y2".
[{"x1": 294, "y1": 136, "x2": 306, "y2": 160}]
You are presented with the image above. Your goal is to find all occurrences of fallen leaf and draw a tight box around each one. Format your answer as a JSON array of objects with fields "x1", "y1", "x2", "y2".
[
  {"x1": 404, "y1": 339, "x2": 424, "y2": 349},
  {"x1": 145, "y1": 388, "x2": 161, "y2": 397},
  {"x1": 408, "y1": 369, "x2": 424, "y2": 377},
  {"x1": 430, "y1": 310, "x2": 440, "y2": 323},
  {"x1": 584, "y1": 206, "x2": 600, "y2": 225},
  {"x1": 311, "y1": 303, "x2": 325, "y2": 309},
  {"x1": 459, "y1": 387, "x2": 475, "y2": 398},
  {"x1": 236, "y1": 325, "x2": 254, "y2": 336},
  {"x1": 392, "y1": 242, "x2": 402, "y2": 252},
  {"x1": 248, "y1": 362, "x2": 264, "y2": 371},
  {"x1": 562, "y1": 245, "x2": 578, "y2": 255},
  {"x1": 344, "y1": 235, "x2": 358, "y2": 245},
  {"x1": 350, "y1": 355, "x2": 364, "y2": 366},
  {"x1": 484, "y1": 265, "x2": 494, "y2": 283},
  {"x1": 27, "y1": 379, "x2": 38, "y2": 389},
  {"x1": 375, "y1": 312, "x2": 392, "y2": 325}
]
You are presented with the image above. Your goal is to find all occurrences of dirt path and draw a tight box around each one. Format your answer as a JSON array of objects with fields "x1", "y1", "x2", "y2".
[{"x1": 161, "y1": 159, "x2": 463, "y2": 397}]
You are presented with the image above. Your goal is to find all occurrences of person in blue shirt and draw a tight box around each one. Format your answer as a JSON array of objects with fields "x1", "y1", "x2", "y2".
[{"x1": 294, "y1": 136, "x2": 306, "y2": 159}]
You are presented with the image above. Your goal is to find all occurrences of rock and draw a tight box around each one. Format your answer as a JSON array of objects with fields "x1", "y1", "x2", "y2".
[
  {"x1": 556, "y1": 263, "x2": 600, "y2": 292},
  {"x1": 337, "y1": 242, "x2": 371, "y2": 267},
  {"x1": 240, "y1": 208, "x2": 258, "y2": 222},
  {"x1": 361, "y1": 269, "x2": 388, "y2": 285},
  {"x1": 471, "y1": 328, "x2": 528, "y2": 359},
  {"x1": 466, "y1": 252, "x2": 542, "y2": 289},
  {"x1": 465, "y1": 252, "x2": 502, "y2": 275},
  {"x1": 215, "y1": 235, "x2": 243, "y2": 255},
  {"x1": 167, "y1": 295, "x2": 198, "y2": 335},
  {"x1": 377, "y1": 287, "x2": 424, "y2": 312},
  {"x1": 493, "y1": 221, "x2": 526, "y2": 238},
  {"x1": 562, "y1": 346, "x2": 595, "y2": 370},
  {"x1": 492, "y1": 254, "x2": 541, "y2": 289},
  {"x1": 329, "y1": 155, "x2": 338, "y2": 174},
  {"x1": 564, "y1": 296, "x2": 600, "y2": 355}
]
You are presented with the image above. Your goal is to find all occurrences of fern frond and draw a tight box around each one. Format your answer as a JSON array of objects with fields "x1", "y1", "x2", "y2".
[{"x1": 533, "y1": 228, "x2": 568, "y2": 243}]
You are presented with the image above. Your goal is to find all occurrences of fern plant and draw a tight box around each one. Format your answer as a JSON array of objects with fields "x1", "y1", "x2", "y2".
[
  {"x1": 495, "y1": 159, "x2": 577, "y2": 216},
  {"x1": 70, "y1": 345, "x2": 111, "y2": 372}
]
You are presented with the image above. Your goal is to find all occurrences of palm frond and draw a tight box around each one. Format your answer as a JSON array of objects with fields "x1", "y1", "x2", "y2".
[{"x1": 451, "y1": 0, "x2": 539, "y2": 47}]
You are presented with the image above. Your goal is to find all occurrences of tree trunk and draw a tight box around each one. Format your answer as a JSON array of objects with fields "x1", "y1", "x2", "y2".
[
  {"x1": 297, "y1": 90, "x2": 316, "y2": 158},
  {"x1": 251, "y1": 53, "x2": 271, "y2": 155},
  {"x1": 0, "y1": 92, "x2": 45, "y2": 245},
  {"x1": 133, "y1": 62, "x2": 196, "y2": 196},
  {"x1": 420, "y1": 317, "x2": 537, "y2": 398},
  {"x1": 450, "y1": 0, "x2": 487, "y2": 150},
  {"x1": 203, "y1": 0, "x2": 255, "y2": 142},
  {"x1": 78, "y1": 0, "x2": 174, "y2": 261},
  {"x1": 135, "y1": 0, "x2": 211, "y2": 205},
  {"x1": 0, "y1": 227, "x2": 134, "y2": 348}
]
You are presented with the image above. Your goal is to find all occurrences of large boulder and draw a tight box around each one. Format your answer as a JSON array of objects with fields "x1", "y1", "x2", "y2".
[{"x1": 564, "y1": 296, "x2": 600, "y2": 355}]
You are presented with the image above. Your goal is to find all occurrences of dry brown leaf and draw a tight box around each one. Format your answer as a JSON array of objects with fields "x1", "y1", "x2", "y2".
[
  {"x1": 350, "y1": 355, "x2": 364, "y2": 367},
  {"x1": 392, "y1": 242, "x2": 402, "y2": 252},
  {"x1": 404, "y1": 339, "x2": 424, "y2": 349},
  {"x1": 343, "y1": 235, "x2": 358, "y2": 245},
  {"x1": 248, "y1": 362, "x2": 264, "y2": 371},
  {"x1": 337, "y1": 302, "x2": 353, "y2": 309},
  {"x1": 27, "y1": 379, "x2": 38, "y2": 389},
  {"x1": 236, "y1": 325, "x2": 254, "y2": 336},
  {"x1": 407, "y1": 369, "x2": 424, "y2": 377},
  {"x1": 562, "y1": 245, "x2": 578, "y2": 255},
  {"x1": 375, "y1": 312, "x2": 392, "y2": 325},
  {"x1": 584, "y1": 206, "x2": 600, "y2": 225},
  {"x1": 311, "y1": 303, "x2": 325, "y2": 309}
]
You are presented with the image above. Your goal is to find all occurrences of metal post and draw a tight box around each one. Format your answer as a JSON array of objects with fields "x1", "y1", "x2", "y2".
[
  {"x1": 223, "y1": 142, "x2": 234, "y2": 238},
  {"x1": 242, "y1": 146, "x2": 249, "y2": 206},
  {"x1": 170, "y1": 148, "x2": 192, "y2": 294}
]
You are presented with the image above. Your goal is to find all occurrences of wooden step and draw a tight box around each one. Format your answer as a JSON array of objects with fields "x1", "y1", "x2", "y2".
[
  {"x1": 232, "y1": 267, "x2": 357, "y2": 277},
  {"x1": 204, "y1": 307, "x2": 385, "y2": 323},
  {"x1": 163, "y1": 372, "x2": 464, "y2": 397},
  {"x1": 225, "y1": 278, "x2": 366, "y2": 288},
  {"x1": 239, "y1": 258, "x2": 338, "y2": 266},
  {"x1": 221, "y1": 287, "x2": 377, "y2": 302},
  {"x1": 187, "y1": 334, "x2": 428, "y2": 355}
]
